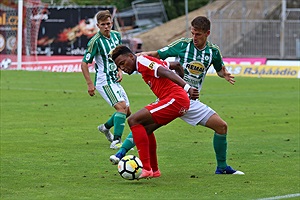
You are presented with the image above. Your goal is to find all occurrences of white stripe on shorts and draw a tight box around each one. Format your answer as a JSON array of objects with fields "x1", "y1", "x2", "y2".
[{"x1": 149, "y1": 98, "x2": 175, "y2": 114}]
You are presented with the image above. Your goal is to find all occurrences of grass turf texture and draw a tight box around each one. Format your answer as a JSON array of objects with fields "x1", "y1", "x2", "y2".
[{"x1": 1, "y1": 70, "x2": 299, "y2": 200}]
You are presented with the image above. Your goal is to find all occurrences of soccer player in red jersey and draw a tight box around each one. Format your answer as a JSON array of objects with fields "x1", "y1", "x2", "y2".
[{"x1": 111, "y1": 45, "x2": 199, "y2": 179}]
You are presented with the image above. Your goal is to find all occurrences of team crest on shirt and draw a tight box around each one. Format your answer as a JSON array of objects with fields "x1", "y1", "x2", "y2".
[
  {"x1": 185, "y1": 61, "x2": 205, "y2": 75},
  {"x1": 109, "y1": 63, "x2": 117, "y2": 71}
]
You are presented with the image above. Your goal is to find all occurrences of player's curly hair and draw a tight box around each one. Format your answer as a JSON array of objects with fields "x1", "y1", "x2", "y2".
[
  {"x1": 111, "y1": 45, "x2": 133, "y2": 61},
  {"x1": 191, "y1": 16, "x2": 210, "y2": 32},
  {"x1": 96, "y1": 10, "x2": 111, "y2": 22}
]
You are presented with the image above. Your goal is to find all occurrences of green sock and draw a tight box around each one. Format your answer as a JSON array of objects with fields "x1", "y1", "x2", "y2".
[
  {"x1": 104, "y1": 112, "x2": 116, "y2": 129},
  {"x1": 213, "y1": 132, "x2": 228, "y2": 169},
  {"x1": 121, "y1": 132, "x2": 135, "y2": 151},
  {"x1": 113, "y1": 112, "x2": 126, "y2": 140}
]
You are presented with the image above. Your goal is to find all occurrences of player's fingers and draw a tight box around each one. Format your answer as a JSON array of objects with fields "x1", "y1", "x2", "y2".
[{"x1": 88, "y1": 90, "x2": 95, "y2": 96}]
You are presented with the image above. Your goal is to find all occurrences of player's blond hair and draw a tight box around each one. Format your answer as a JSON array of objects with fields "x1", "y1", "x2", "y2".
[{"x1": 95, "y1": 10, "x2": 111, "y2": 22}]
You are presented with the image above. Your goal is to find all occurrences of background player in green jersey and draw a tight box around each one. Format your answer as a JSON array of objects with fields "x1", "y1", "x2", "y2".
[
  {"x1": 110, "y1": 16, "x2": 244, "y2": 175},
  {"x1": 81, "y1": 10, "x2": 131, "y2": 149}
]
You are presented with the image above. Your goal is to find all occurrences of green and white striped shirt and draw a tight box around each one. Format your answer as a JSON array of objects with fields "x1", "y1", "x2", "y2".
[
  {"x1": 83, "y1": 30, "x2": 121, "y2": 85},
  {"x1": 158, "y1": 38, "x2": 224, "y2": 91}
]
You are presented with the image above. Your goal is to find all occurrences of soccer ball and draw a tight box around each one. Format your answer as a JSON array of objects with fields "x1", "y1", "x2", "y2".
[
  {"x1": 118, "y1": 155, "x2": 143, "y2": 180},
  {"x1": 1, "y1": 58, "x2": 12, "y2": 69}
]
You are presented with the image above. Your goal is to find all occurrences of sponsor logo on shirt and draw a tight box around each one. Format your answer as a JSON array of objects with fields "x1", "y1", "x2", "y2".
[
  {"x1": 148, "y1": 62, "x2": 155, "y2": 69},
  {"x1": 185, "y1": 61, "x2": 205, "y2": 75}
]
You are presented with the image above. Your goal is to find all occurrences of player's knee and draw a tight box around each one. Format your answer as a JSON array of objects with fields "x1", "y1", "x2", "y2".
[
  {"x1": 217, "y1": 121, "x2": 227, "y2": 134},
  {"x1": 127, "y1": 116, "x2": 136, "y2": 127}
]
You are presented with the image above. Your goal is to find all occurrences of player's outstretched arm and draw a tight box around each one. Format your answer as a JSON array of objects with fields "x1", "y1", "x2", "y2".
[
  {"x1": 136, "y1": 51, "x2": 160, "y2": 58},
  {"x1": 217, "y1": 66, "x2": 235, "y2": 85}
]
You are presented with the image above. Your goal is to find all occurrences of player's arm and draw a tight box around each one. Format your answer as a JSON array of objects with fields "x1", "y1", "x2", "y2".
[
  {"x1": 81, "y1": 61, "x2": 95, "y2": 96},
  {"x1": 217, "y1": 65, "x2": 235, "y2": 85},
  {"x1": 212, "y1": 47, "x2": 235, "y2": 85},
  {"x1": 116, "y1": 67, "x2": 123, "y2": 82},
  {"x1": 157, "y1": 66, "x2": 199, "y2": 100},
  {"x1": 169, "y1": 61, "x2": 184, "y2": 78},
  {"x1": 137, "y1": 51, "x2": 160, "y2": 59}
]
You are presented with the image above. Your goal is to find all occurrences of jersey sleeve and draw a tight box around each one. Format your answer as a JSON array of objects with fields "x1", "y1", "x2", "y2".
[
  {"x1": 211, "y1": 45, "x2": 224, "y2": 72},
  {"x1": 117, "y1": 32, "x2": 122, "y2": 44},
  {"x1": 157, "y1": 38, "x2": 185, "y2": 60},
  {"x1": 137, "y1": 56, "x2": 168, "y2": 78},
  {"x1": 82, "y1": 35, "x2": 98, "y2": 63}
]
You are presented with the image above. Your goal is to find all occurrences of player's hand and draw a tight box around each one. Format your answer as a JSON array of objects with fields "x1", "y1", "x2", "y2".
[
  {"x1": 116, "y1": 70, "x2": 123, "y2": 82},
  {"x1": 135, "y1": 52, "x2": 147, "y2": 56},
  {"x1": 188, "y1": 87, "x2": 199, "y2": 100},
  {"x1": 225, "y1": 73, "x2": 235, "y2": 85},
  {"x1": 220, "y1": 66, "x2": 235, "y2": 85},
  {"x1": 87, "y1": 84, "x2": 95, "y2": 96}
]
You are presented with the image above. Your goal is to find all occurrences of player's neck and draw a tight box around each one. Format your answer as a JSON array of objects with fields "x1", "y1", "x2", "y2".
[
  {"x1": 100, "y1": 31, "x2": 110, "y2": 38},
  {"x1": 103, "y1": 33, "x2": 110, "y2": 38},
  {"x1": 194, "y1": 42, "x2": 206, "y2": 51}
]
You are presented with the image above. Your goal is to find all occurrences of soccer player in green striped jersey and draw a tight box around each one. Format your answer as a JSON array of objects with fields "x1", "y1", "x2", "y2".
[
  {"x1": 81, "y1": 10, "x2": 131, "y2": 149},
  {"x1": 111, "y1": 16, "x2": 244, "y2": 175}
]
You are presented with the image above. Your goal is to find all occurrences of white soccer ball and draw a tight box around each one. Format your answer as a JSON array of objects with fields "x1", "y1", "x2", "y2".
[
  {"x1": 118, "y1": 155, "x2": 143, "y2": 180},
  {"x1": 1, "y1": 58, "x2": 12, "y2": 69}
]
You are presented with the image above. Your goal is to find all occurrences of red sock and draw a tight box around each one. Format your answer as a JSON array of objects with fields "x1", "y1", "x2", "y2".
[
  {"x1": 131, "y1": 124, "x2": 151, "y2": 171},
  {"x1": 148, "y1": 132, "x2": 158, "y2": 172}
]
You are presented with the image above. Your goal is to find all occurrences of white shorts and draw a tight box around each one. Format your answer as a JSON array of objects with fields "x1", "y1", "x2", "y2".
[
  {"x1": 180, "y1": 99, "x2": 215, "y2": 126},
  {"x1": 96, "y1": 83, "x2": 130, "y2": 107}
]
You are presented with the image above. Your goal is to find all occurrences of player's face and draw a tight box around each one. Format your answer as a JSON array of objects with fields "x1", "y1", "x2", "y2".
[
  {"x1": 114, "y1": 54, "x2": 136, "y2": 75},
  {"x1": 191, "y1": 27, "x2": 210, "y2": 49},
  {"x1": 97, "y1": 17, "x2": 112, "y2": 38}
]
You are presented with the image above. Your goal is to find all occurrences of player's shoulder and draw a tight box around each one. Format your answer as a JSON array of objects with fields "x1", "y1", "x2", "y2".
[
  {"x1": 169, "y1": 37, "x2": 192, "y2": 47},
  {"x1": 207, "y1": 41, "x2": 223, "y2": 59},
  {"x1": 110, "y1": 30, "x2": 121, "y2": 36},
  {"x1": 137, "y1": 55, "x2": 154, "y2": 64},
  {"x1": 87, "y1": 32, "x2": 101, "y2": 46},
  {"x1": 178, "y1": 37, "x2": 192, "y2": 43},
  {"x1": 137, "y1": 55, "x2": 162, "y2": 68},
  {"x1": 206, "y1": 41, "x2": 221, "y2": 52}
]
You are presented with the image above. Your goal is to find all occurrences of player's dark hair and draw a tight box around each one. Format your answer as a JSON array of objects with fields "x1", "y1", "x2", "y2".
[
  {"x1": 111, "y1": 45, "x2": 133, "y2": 61},
  {"x1": 191, "y1": 16, "x2": 210, "y2": 32},
  {"x1": 96, "y1": 10, "x2": 111, "y2": 22}
]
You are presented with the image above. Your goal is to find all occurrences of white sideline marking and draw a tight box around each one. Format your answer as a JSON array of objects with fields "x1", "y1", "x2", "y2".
[{"x1": 256, "y1": 193, "x2": 300, "y2": 200}]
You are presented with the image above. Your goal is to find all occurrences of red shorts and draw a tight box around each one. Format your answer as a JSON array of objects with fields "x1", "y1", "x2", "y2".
[{"x1": 145, "y1": 94, "x2": 190, "y2": 125}]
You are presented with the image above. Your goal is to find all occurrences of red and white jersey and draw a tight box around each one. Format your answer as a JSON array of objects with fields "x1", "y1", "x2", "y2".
[{"x1": 136, "y1": 55, "x2": 185, "y2": 99}]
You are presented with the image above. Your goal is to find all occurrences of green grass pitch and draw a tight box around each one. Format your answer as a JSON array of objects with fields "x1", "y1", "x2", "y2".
[{"x1": 1, "y1": 70, "x2": 299, "y2": 199}]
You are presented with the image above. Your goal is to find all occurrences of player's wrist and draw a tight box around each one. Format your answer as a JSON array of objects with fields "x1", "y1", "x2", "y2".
[{"x1": 183, "y1": 84, "x2": 191, "y2": 92}]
